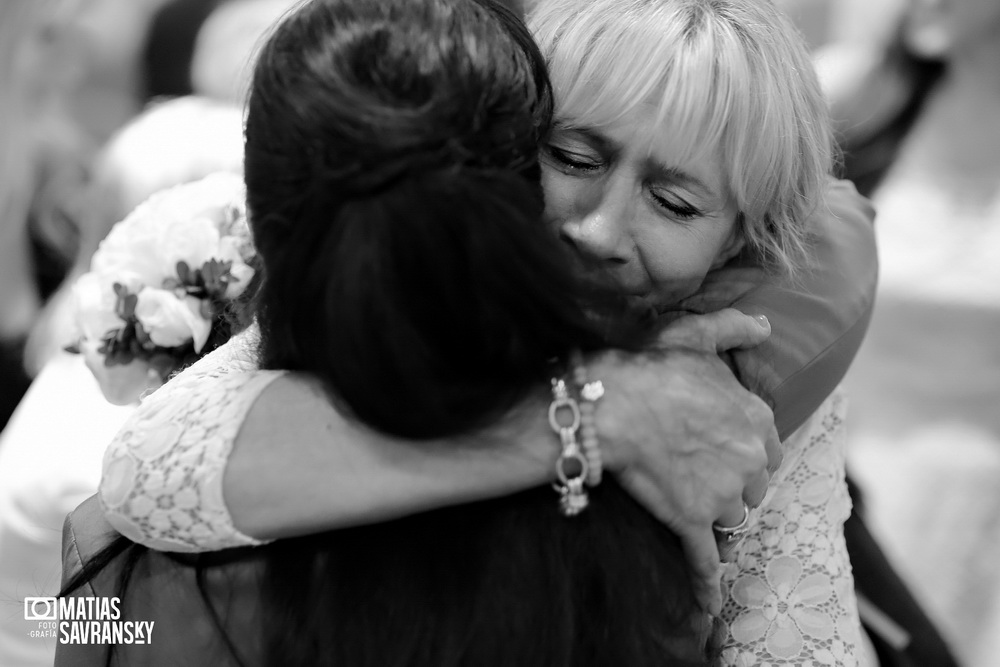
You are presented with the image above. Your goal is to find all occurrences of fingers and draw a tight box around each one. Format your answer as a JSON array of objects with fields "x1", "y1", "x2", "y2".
[
  {"x1": 764, "y1": 424, "x2": 782, "y2": 476},
  {"x1": 680, "y1": 528, "x2": 725, "y2": 616},
  {"x1": 740, "y1": 404, "x2": 776, "y2": 507},
  {"x1": 738, "y1": 391, "x2": 778, "y2": 474},
  {"x1": 658, "y1": 308, "x2": 770, "y2": 353},
  {"x1": 714, "y1": 497, "x2": 744, "y2": 526},
  {"x1": 619, "y1": 470, "x2": 724, "y2": 615},
  {"x1": 743, "y1": 469, "x2": 769, "y2": 509}
]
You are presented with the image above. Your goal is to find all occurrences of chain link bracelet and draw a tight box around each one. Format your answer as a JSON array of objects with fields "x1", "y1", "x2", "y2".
[{"x1": 548, "y1": 351, "x2": 604, "y2": 516}]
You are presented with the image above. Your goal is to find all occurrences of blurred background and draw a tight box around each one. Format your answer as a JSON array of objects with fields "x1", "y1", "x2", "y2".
[
  {"x1": 789, "y1": 2, "x2": 1000, "y2": 664},
  {"x1": 0, "y1": 1, "x2": 290, "y2": 663},
  {"x1": 0, "y1": 0, "x2": 997, "y2": 665}
]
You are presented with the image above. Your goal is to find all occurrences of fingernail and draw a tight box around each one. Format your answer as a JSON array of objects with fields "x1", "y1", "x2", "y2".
[{"x1": 753, "y1": 314, "x2": 770, "y2": 332}]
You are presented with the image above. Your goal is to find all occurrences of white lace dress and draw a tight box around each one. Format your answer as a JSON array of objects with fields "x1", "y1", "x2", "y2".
[
  {"x1": 715, "y1": 390, "x2": 865, "y2": 666},
  {"x1": 100, "y1": 328, "x2": 869, "y2": 665}
]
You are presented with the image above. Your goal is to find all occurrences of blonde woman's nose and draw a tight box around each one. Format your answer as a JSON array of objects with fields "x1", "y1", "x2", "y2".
[{"x1": 559, "y1": 186, "x2": 632, "y2": 264}]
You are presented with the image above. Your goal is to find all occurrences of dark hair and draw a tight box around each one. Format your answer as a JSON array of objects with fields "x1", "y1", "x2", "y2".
[
  {"x1": 244, "y1": 0, "x2": 606, "y2": 438},
  {"x1": 63, "y1": 0, "x2": 707, "y2": 664}
]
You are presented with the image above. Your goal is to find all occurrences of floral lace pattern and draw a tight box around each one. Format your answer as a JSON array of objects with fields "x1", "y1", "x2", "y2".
[
  {"x1": 101, "y1": 325, "x2": 282, "y2": 551},
  {"x1": 715, "y1": 389, "x2": 867, "y2": 665}
]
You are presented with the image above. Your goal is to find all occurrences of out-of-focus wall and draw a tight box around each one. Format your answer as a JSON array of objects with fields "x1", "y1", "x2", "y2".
[{"x1": 777, "y1": 0, "x2": 906, "y2": 49}]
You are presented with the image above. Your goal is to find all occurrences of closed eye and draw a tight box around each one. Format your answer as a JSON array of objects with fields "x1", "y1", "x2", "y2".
[
  {"x1": 650, "y1": 191, "x2": 700, "y2": 220},
  {"x1": 544, "y1": 144, "x2": 603, "y2": 174}
]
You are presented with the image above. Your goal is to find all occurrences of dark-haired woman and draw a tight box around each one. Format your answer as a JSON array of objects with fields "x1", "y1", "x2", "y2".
[
  {"x1": 61, "y1": 0, "x2": 720, "y2": 663},
  {"x1": 65, "y1": 0, "x2": 875, "y2": 663},
  {"x1": 100, "y1": 0, "x2": 878, "y2": 607}
]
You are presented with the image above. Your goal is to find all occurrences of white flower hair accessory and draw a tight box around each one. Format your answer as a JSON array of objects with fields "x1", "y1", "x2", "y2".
[{"x1": 69, "y1": 172, "x2": 257, "y2": 404}]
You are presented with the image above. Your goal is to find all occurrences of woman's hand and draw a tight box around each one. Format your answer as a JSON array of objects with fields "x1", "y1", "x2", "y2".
[{"x1": 591, "y1": 308, "x2": 778, "y2": 615}]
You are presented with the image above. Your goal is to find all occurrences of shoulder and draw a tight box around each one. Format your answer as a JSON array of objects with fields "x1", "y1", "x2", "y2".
[
  {"x1": 62, "y1": 495, "x2": 119, "y2": 592},
  {"x1": 821, "y1": 177, "x2": 876, "y2": 231},
  {"x1": 119, "y1": 321, "x2": 283, "y2": 439}
]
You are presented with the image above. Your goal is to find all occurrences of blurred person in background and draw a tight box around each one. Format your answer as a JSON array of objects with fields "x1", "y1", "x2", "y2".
[
  {"x1": 0, "y1": 2, "x2": 294, "y2": 662},
  {"x1": 0, "y1": 0, "x2": 93, "y2": 427},
  {"x1": 1, "y1": 0, "x2": 169, "y2": 429},
  {"x1": 822, "y1": 0, "x2": 1000, "y2": 664},
  {"x1": 142, "y1": 0, "x2": 224, "y2": 100},
  {"x1": 5, "y1": 0, "x2": 267, "y2": 401},
  {"x1": 188, "y1": 0, "x2": 297, "y2": 104},
  {"x1": 0, "y1": 96, "x2": 244, "y2": 667},
  {"x1": 142, "y1": 0, "x2": 297, "y2": 104},
  {"x1": 23, "y1": 0, "x2": 296, "y2": 373}
]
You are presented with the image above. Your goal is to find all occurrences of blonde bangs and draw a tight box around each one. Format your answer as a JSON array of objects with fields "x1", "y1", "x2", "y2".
[
  {"x1": 645, "y1": 16, "x2": 753, "y2": 179},
  {"x1": 530, "y1": 0, "x2": 835, "y2": 274},
  {"x1": 537, "y1": 0, "x2": 682, "y2": 129},
  {"x1": 534, "y1": 0, "x2": 753, "y2": 176}
]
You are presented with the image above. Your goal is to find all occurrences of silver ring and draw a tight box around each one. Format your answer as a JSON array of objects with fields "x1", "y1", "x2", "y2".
[{"x1": 712, "y1": 502, "x2": 751, "y2": 543}]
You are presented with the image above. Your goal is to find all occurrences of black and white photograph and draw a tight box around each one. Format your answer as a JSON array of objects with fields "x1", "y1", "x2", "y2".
[{"x1": 0, "y1": 0, "x2": 996, "y2": 665}]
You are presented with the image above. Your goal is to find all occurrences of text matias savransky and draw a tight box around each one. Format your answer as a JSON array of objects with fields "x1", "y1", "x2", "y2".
[{"x1": 26, "y1": 596, "x2": 154, "y2": 645}]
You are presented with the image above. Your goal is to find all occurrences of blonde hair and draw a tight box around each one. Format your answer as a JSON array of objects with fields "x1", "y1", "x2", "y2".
[{"x1": 529, "y1": 0, "x2": 835, "y2": 274}]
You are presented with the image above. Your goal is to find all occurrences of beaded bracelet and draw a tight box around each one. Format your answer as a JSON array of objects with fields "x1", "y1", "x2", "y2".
[{"x1": 570, "y1": 349, "x2": 604, "y2": 487}]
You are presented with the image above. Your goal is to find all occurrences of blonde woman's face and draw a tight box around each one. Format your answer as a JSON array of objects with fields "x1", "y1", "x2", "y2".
[{"x1": 540, "y1": 106, "x2": 742, "y2": 312}]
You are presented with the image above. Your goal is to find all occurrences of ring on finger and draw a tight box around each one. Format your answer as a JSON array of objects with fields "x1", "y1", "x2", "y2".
[{"x1": 712, "y1": 502, "x2": 752, "y2": 544}]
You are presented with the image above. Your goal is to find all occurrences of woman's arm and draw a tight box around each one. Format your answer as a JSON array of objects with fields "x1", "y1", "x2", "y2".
[
  {"x1": 715, "y1": 389, "x2": 869, "y2": 665},
  {"x1": 226, "y1": 311, "x2": 776, "y2": 616},
  {"x1": 680, "y1": 178, "x2": 878, "y2": 439},
  {"x1": 222, "y1": 373, "x2": 556, "y2": 539},
  {"x1": 102, "y1": 313, "x2": 771, "y2": 544},
  {"x1": 100, "y1": 312, "x2": 774, "y2": 616},
  {"x1": 100, "y1": 177, "x2": 873, "y2": 611},
  {"x1": 102, "y1": 178, "x2": 874, "y2": 547}
]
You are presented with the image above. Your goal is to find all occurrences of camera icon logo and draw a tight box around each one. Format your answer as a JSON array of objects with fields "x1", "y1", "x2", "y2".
[{"x1": 24, "y1": 597, "x2": 58, "y2": 621}]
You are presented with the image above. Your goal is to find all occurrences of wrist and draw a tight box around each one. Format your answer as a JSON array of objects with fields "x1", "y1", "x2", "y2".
[
  {"x1": 486, "y1": 387, "x2": 560, "y2": 488},
  {"x1": 546, "y1": 352, "x2": 604, "y2": 516},
  {"x1": 581, "y1": 349, "x2": 640, "y2": 473}
]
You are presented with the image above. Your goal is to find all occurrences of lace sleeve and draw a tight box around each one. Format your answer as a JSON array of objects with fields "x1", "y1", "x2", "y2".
[
  {"x1": 100, "y1": 326, "x2": 287, "y2": 552},
  {"x1": 714, "y1": 388, "x2": 871, "y2": 666}
]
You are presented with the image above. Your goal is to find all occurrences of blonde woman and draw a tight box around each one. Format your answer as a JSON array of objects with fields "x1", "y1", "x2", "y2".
[{"x1": 84, "y1": 0, "x2": 876, "y2": 662}]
